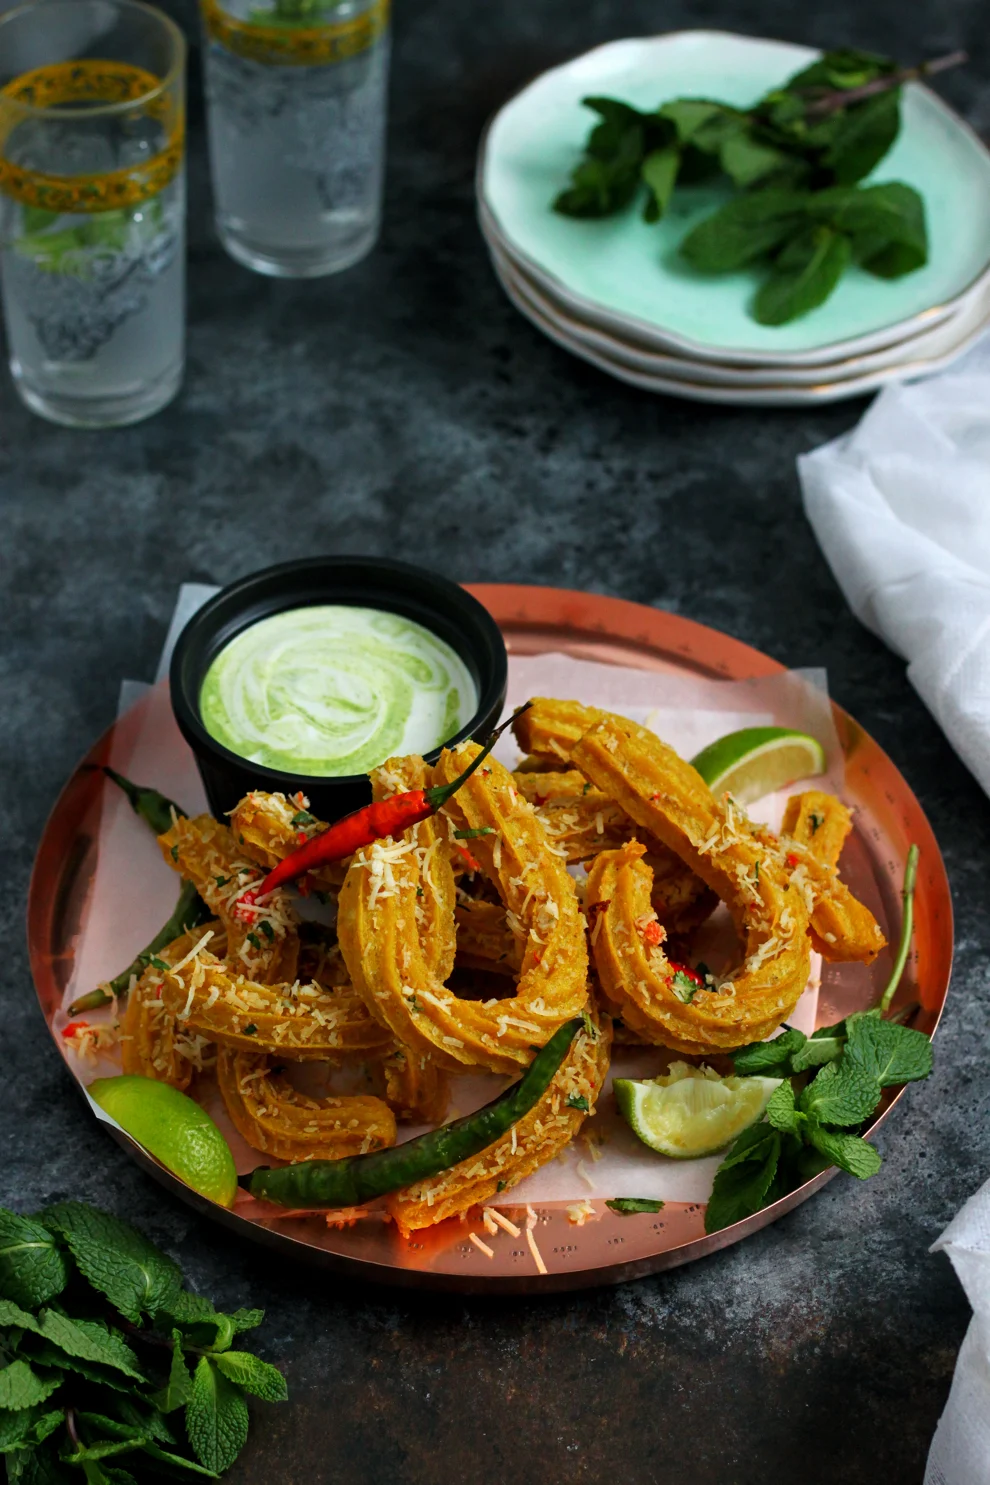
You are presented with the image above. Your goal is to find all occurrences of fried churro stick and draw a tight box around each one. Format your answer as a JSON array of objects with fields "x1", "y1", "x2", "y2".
[
  {"x1": 577, "y1": 713, "x2": 812, "y2": 1052},
  {"x1": 338, "y1": 745, "x2": 588, "y2": 1075},
  {"x1": 228, "y1": 791, "x2": 348, "y2": 892},
  {"x1": 387, "y1": 1007, "x2": 611, "y2": 1235},
  {"x1": 158, "y1": 814, "x2": 299, "y2": 983},
  {"x1": 160, "y1": 949, "x2": 392, "y2": 1060},
  {"x1": 121, "y1": 922, "x2": 226, "y2": 1089},
  {"x1": 780, "y1": 792, "x2": 886, "y2": 963},
  {"x1": 217, "y1": 1048, "x2": 395, "y2": 1161}
]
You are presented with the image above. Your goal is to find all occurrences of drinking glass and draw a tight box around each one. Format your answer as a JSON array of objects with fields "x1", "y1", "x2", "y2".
[
  {"x1": 200, "y1": 0, "x2": 389, "y2": 278},
  {"x1": 0, "y1": 0, "x2": 185, "y2": 428}
]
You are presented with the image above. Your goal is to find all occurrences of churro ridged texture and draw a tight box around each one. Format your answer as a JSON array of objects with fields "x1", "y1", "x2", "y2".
[
  {"x1": 159, "y1": 947, "x2": 392, "y2": 1059},
  {"x1": 217, "y1": 1048, "x2": 396, "y2": 1162},
  {"x1": 387, "y1": 1008, "x2": 611, "y2": 1235},
  {"x1": 120, "y1": 922, "x2": 226, "y2": 1089},
  {"x1": 158, "y1": 812, "x2": 300, "y2": 983},
  {"x1": 338, "y1": 745, "x2": 589, "y2": 1075}
]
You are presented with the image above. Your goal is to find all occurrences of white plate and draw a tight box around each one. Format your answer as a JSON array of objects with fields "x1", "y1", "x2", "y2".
[
  {"x1": 478, "y1": 31, "x2": 990, "y2": 367},
  {"x1": 489, "y1": 248, "x2": 990, "y2": 406},
  {"x1": 482, "y1": 210, "x2": 990, "y2": 389}
]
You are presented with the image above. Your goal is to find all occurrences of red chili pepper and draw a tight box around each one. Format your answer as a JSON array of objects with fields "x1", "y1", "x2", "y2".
[
  {"x1": 259, "y1": 704, "x2": 531, "y2": 895},
  {"x1": 62, "y1": 1020, "x2": 89, "y2": 1039},
  {"x1": 786, "y1": 852, "x2": 799, "y2": 868},
  {"x1": 668, "y1": 960, "x2": 705, "y2": 989},
  {"x1": 641, "y1": 920, "x2": 663, "y2": 947},
  {"x1": 456, "y1": 842, "x2": 483, "y2": 873}
]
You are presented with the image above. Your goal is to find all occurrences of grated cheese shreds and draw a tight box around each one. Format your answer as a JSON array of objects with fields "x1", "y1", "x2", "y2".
[
  {"x1": 469, "y1": 1232, "x2": 495, "y2": 1259},
  {"x1": 168, "y1": 930, "x2": 215, "y2": 976},
  {"x1": 567, "y1": 1200, "x2": 596, "y2": 1226},
  {"x1": 525, "y1": 1225, "x2": 547, "y2": 1275}
]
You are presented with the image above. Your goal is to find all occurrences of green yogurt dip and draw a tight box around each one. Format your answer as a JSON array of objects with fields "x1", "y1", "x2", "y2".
[{"x1": 199, "y1": 605, "x2": 478, "y2": 777}]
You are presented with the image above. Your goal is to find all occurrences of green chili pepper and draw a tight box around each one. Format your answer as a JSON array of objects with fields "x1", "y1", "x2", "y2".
[
  {"x1": 250, "y1": 1016, "x2": 584, "y2": 1208},
  {"x1": 68, "y1": 880, "x2": 212, "y2": 1013},
  {"x1": 68, "y1": 772, "x2": 204, "y2": 1014},
  {"x1": 103, "y1": 766, "x2": 187, "y2": 837}
]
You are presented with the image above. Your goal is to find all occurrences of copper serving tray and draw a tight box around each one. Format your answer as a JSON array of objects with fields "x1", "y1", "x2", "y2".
[{"x1": 27, "y1": 585, "x2": 953, "y2": 1293}]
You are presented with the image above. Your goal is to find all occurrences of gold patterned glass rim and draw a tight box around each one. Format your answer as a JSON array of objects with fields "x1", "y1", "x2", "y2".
[
  {"x1": 0, "y1": 67, "x2": 184, "y2": 213},
  {"x1": 201, "y1": 0, "x2": 389, "y2": 66}
]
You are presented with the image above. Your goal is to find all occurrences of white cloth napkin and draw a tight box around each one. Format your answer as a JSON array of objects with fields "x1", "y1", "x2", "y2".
[
  {"x1": 798, "y1": 334, "x2": 990, "y2": 797},
  {"x1": 926, "y1": 1176, "x2": 990, "y2": 1483}
]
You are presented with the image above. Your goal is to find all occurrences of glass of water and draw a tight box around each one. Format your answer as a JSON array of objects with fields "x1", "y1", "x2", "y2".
[
  {"x1": 200, "y1": 0, "x2": 389, "y2": 278},
  {"x1": 0, "y1": 0, "x2": 185, "y2": 429}
]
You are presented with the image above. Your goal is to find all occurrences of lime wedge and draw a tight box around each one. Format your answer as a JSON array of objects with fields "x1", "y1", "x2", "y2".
[
  {"x1": 88, "y1": 1075, "x2": 238, "y2": 1207},
  {"x1": 614, "y1": 1062, "x2": 781, "y2": 1159},
  {"x1": 690, "y1": 726, "x2": 826, "y2": 804}
]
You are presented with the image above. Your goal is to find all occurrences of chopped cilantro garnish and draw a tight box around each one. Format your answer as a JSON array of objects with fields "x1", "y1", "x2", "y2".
[
  {"x1": 259, "y1": 920, "x2": 275, "y2": 940},
  {"x1": 582, "y1": 782, "x2": 591, "y2": 795},
  {"x1": 810, "y1": 812, "x2": 824, "y2": 834},
  {"x1": 170, "y1": 843, "x2": 179, "y2": 862},
  {"x1": 416, "y1": 886, "x2": 424, "y2": 898},
  {"x1": 671, "y1": 970, "x2": 699, "y2": 1004},
  {"x1": 149, "y1": 956, "x2": 170, "y2": 972},
  {"x1": 247, "y1": 932, "x2": 262, "y2": 950},
  {"x1": 291, "y1": 810, "x2": 316, "y2": 827},
  {"x1": 566, "y1": 1093, "x2": 590, "y2": 1111},
  {"x1": 215, "y1": 874, "x2": 230, "y2": 887},
  {"x1": 243, "y1": 1024, "x2": 258, "y2": 1036},
  {"x1": 496, "y1": 1180, "x2": 507, "y2": 1192},
  {"x1": 454, "y1": 827, "x2": 494, "y2": 839}
]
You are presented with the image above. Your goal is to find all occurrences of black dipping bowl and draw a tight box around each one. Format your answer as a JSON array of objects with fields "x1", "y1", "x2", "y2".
[{"x1": 170, "y1": 556, "x2": 508, "y2": 822}]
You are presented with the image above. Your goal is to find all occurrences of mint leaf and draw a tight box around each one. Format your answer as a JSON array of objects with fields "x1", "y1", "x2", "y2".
[
  {"x1": 6, "y1": 1438, "x2": 71, "y2": 1482},
  {"x1": 821, "y1": 88, "x2": 901, "y2": 184},
  {"x1": 230, "y1": 1308, "x2": 264, "y2": 1334},
  {"x1": 657, "y1": 99, "x2": 726, "y2": 144},
  {"x1": 843, "y1": 1015, "x2": 933, "y2": 1087},
  {"x1": 36, "y1": 1313, "x2": 143, "y2": 1381},
  {"x1": 790, "y1": 1034, "x2": 844, "y2": 1072},
  {"x1": 641, "y1": 145, "x2": 680, "y2": 222},
  {"x1": 705, "y1": 1126, "x2": 781, "y2": 1233},
  {"x1": 806, "y1": 1122, "x2": 883, "y2": 1178},
  {"x1": 165, "y1": 1292, "x2": 217, "y2": 1326},
  {"x1": 0, "y1": 1211, "x2": 68, "y2": 1310},
  {"x1": 605, "y1": 1198, "x2": 664, "y2": 1215},
  {"x1": 0, "y1": 1404, "x2": 62, "y2": 1454},
  {"x1": 680, "y1": 190, "x2": 808, "y2": 272},
  {"x1": 754, "y1": 226, "x2": 851, "y2": 325},
  {"x1": 765, "y1": 1080, "x2": 802, "y2": 1134},
  {"x1": 19, "y1": 1342, "x2": 132, "y2": 1395},
  {"x1": 140, "y1": 1441, "x2": 218, "y2": 1477},
  {"x1": 720, "y1": 130, "x2": 790, "y2": 187},
  {"x1": 152, "y1": 1334, "x2": 194, "y2": 1413},
  {"x1": 40, "y1": 1205, "x2": 181, "y2": 1323},
  {"x1": 800, "y1": 1057, "x2": 882, "y2": 1126},
  {"x1": 731, "y1": 1027, "x2": 807, "y2": 1075},
  {"x1": 214, "y1": 1351, "x2": 288, "y2": 1403},
  {"x1": 0, "y1": 1361, "x2": 61, "y2": 1411},
  {"x1": 185, "y1": 1357, "x2": 248, "y2": 1475}
]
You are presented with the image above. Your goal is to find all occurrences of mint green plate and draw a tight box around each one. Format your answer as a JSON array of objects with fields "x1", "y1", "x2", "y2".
[{"x1": 480, "y1": 31, "x2": 990, "y2": 365}]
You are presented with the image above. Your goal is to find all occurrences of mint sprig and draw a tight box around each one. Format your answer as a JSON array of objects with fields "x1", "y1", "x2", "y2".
[
  {"x1": 0, "y1": 1202, "x2": 287, "y2": 1477},
  {"x1": 705, "y1": 846, "x2": 929, "y2": 1233},
  {"x1": 552, "y1": 49, "x2": 964, "y2": 324}
]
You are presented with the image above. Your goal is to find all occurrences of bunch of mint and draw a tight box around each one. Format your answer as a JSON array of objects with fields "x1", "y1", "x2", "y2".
[
  {"x1": 0, "y1": 1202, "x2": 286, "y2": 1481},
  {"x1": 705, "y1": 1009, "x2": 932, "y2": 1233},
  {"x1": 553, "y1": 48, "x2": 938, "y2": 325}
]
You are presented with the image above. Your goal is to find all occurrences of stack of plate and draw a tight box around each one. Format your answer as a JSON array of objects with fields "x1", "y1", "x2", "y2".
[{"x1": 477, "y1": 32, "x2": 990, "y2": 406}]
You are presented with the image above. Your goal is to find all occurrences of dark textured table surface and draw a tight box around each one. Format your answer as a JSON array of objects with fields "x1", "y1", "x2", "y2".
[{"x1": 4, "y1": 1, "x2": 989, "y2": 1480}]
